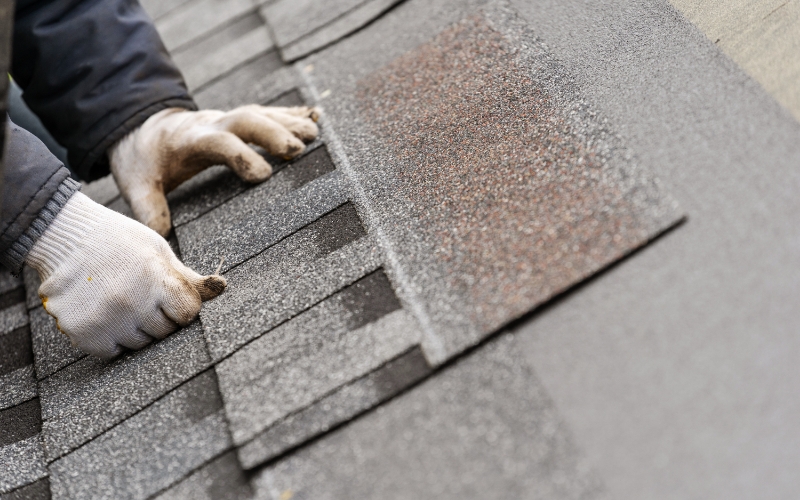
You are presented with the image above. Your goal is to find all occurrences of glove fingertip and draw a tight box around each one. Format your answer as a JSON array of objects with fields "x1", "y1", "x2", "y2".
[{"x1": 198, "y1": 275, "x2": 227, "y2": 301}]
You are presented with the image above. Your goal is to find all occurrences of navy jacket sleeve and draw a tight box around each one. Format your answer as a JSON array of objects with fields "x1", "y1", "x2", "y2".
[
  {"x1": 11, "y1": 0, "x2": 197, "y2": 181},
  {"x1": 0, "y1": 118, "x2": 79, "y2": 272}
]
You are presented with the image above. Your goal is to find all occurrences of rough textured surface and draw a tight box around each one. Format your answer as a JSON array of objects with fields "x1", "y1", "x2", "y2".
[
  {"x1": 218, "y1": 270, "x2": 418, "y2": 446},
  {"x1": 22, "y1": 266, "x2": 40, "y2": 311},
  {"x1": 0, "y1": 366, "x2": 36, "y2": 411},
  {"x1": 155, "y1": 0, "x2": 255, "y2": 51},
  {"x1": 29, "y1": 307, "x2": 85, "y2": 381},
  {"x1": 176, "y1": 159, "x2": 345, "y2": 274},
  {"x1": 2, "y1": 477, "x2": 51, "y2": 500},
  {"x1": 0, "y1": 398, "x2": 41, "y2": 447},
  {"x1": 340, "y1": 7, "x2": 682, "y2": 362},
  {"x1": 48, "y1": 370, "x2": 230, "y2": 500},
  {"x1": 0, "y1": 435, "x2": 47, "y2": 494},
  {"x1": 0, "y1": 304, "x2": 29, "y2": 336},
  {"x1": 199, "y1": 204, "x2": 381, "y2": 360},
  {"x1": 168, "y1": 141, "x2": 324, "y2": 228},
  {"x1": 153, "y1": 451, "x2": 252, "y2": 500},
  {"x1": 238, "y1": 346, "x2": 432, "y2": 468},
  {"x1": 263, "y1": 0, "x2": 403, "y2": 61},
  {"x1": 251, "y1": 333, "x2": 598, "y2": 500},
  {"x1": 171, "y1": 12, "x2": 274, "y2": 91},
  {"x1": 0, "y1": 326, "x2": 32, "y2": 377},
  {"x1": 39, "y1": 323, "x2": 210, "y2": 460}
]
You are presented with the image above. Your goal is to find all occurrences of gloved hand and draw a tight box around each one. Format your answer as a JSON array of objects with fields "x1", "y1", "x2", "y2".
[
  {"x1": 109, "y1": 105, "x2": 320, "y2": 236},
  {"x1": 25, "y1": 191, "x2": 226, "y2": 359}
]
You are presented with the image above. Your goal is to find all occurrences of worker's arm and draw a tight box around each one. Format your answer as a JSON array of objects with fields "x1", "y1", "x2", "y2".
[{"x1": 0, "y1": 120, "x2": 225, "y2": 358}]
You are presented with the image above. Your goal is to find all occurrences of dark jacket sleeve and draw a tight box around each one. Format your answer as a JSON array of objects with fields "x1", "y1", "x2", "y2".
[
  {"x1": 11, "y1": 0, "x2": 197, "y2": 181},
  {"x1": 0, "y1": 118, "x2": 79, "y2": 272}
]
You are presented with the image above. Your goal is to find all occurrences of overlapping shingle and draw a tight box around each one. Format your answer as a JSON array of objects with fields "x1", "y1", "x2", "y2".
[
  {"x1": 170, "y1": 12, "x2": 274, "y2": 91},
  {"x1": 48, "y1": 370, "x2": 230, "y2": 500},
  {"x1": 39, "y1": 322, "x2": 210, "y2": 461},
  {"x1": 152, "y1": 451, "x2": 252, "y2": 500},
  {"x1": 262, "y1": 0, "x2": 404, "y2": 61},
  {"x1": 198, "y1": 202, "x2": 381, "y2": 360},
  {"x1": 176, "y1": 152, "x2": 347, "y2": 274},
  {"x1": 155, "y1": 0, "x2": 256, "y2": 52},
  {"x1": 29, "y1": 306, "x2": 84, "y2": 380}
]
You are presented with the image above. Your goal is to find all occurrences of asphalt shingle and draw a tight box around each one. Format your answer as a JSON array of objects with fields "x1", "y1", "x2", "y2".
[
  {"x1": 39, "y1": 322, "x2": 210, "y2": 461},
  {"x1": 218, "y1": 269, "x2": 420, "y2": 448},
  {"x1": 155, "y1": 0, "x2": 255, "y2": 52},
  {"x1": 176, "y1": 150, "x2": 345, "y2": 274},
  {"x1": 237, "y1": 345, "x2": 432, "y2": 468},
  {"x1": 152, "y1": 451, "x2": 252, "y2": 500},
  {"x1": 1, "y1": 477, "x2": 50, "y2": 500},
  {"x1": 48, "y1": 370, "x2": 230, "y2": 500},
  {"x1": 171, "y1": 12, "x2": 274, "y2": 91},
  {"x1": 29, "y1": 306, "x2": 85, "y2": 381},
  {"x1": 167, "y1": 140, "x2": 322, "y2": 228},
  {"x1": 0, "y1": 435, "x2": 47, "y2": 495},
  {"x1": 194, "y1": 53, "x2": 299, "y2": 110},
  {"x1": 306, "y1": 1, "x2": 683, "y2": 363},
  {"x1": 22, "y1": 267, "x2": 40, "y2": 311},
  {"x1": 80, "y1": 175, "x2": 120, "y2": 207},
  {"x1": 263, "y1": 0, "x2": 403, "y2": 61},
  {"x1": 199, "y1": 202, "x2": 381, "y2": 360},
  {"x1": 0, "y1": 366, "x2": 36, "y2": 411}
]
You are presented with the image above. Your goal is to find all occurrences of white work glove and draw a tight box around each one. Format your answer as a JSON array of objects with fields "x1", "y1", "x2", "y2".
[
  {"x1": 109, "y1": 105, "x2": 320, "y2": 236},
  {"x1": 25, "y1": 192, "x2": 226, "y2": 359}
]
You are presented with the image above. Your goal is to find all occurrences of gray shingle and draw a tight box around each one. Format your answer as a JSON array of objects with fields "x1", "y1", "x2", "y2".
[
  {"x1": 250, "y1": 333, "x2": 598, "y2": 499},
  {"x1": 268, "y1": 0, "x2": 403, "y2": 62},
  {"x1": 155, "y1": 0, "x2": 255, "y2": 52},
  {"x1": 307, "y1": 2, "x2": 683, "y2": 364},
  {"x1": 106, "y1": 196, "x2": 134, "y2": 219},
  {"x1": 0, "y1": 326, "x2": 32, "y2": 377},
  {"x1": 48, "y1": 370, "x2": 230, "y2": 500},
  {"x1": 199, "y1": 203, "x2": 381, "y2": 360},
  {"x1": 139, "y1": 0, "x2": 193, "y2": 20},
  {"x1": 0, "y1": 367, "x2": 36, "y2": 411},
  {"x1": 171, "y1": 12, "x2": 274, "y2": 91},
  {"x1": 22, "y1": 266, "x2": 40, "y2": 311},
  {"x1": 167, "y1": 140, "x2": 323, "y2": 229},
  {"x1": 238, "y1": 345, "x2": 432, "y2": 468},
  {"x1": 194, "y1": 53, "x2": 298, "y2": 110},
  {"x1": 152, "y1": 451, "x2": 251, "y2": 500},
  {"x1": 0, "y1": 304, "x2": 29, "y2": 336},
  {"x1": 80, "y1": 175, "x2": 119, "y2": 207},
  {"x1": 0, "y1": 398, "x2": 41, "y2": 447},
  {"x1": 1, "y1": 477, "x2": 50, "y2": 500},
  {"x1": 29, "y1": 307, "x2": 85, "y2": 381},
  {"x1": 0, "y1": 271, "x2": 23, "y2": 301},
  {"x1": 218, "y1": 270, "x2": 420, "y2": 449},
  {"x1": 39, "y1": 322, "x2": 210, "y2": 461},
  {"x1": 176, "y1": 154, "x2": 345, "y2": 275},
  {"x1": 264, "y1": 0, "x2": 364, "y2": 47},
  {"x1": 0, "y1": 435, "x2": 47, "y2": 495}
]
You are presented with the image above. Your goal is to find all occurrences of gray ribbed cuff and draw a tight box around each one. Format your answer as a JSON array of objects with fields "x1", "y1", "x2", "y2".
[{"x1": 4, "y1": 177, "x2": 81, "y2": 272}]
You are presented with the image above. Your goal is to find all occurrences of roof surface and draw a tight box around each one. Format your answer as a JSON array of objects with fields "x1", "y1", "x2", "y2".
[{"x1": 2, "y1": 0, "x2": 800, "y2": 498}]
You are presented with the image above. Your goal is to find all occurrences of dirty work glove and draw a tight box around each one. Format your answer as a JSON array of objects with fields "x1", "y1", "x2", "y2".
[
  {"x1": 25, "y1": 192, "x2": 226, "y2": 359},
  {"x1": 109, "y1": 105, "x2": 320, "y2": 236}
]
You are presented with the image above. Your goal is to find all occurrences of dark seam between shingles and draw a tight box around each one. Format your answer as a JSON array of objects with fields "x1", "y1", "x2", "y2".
[
  {"x1": 171, "y1": 140, "x2": 325, "y2": 230},
  {"x1": 268, "y1": 0, "x2": 373, "y2": 48},
  {"x1": 168, "y1": 7, "x2": 261, "y2": 55},
  {"x1": 0, "y1": 475, "x2": 50, "y2": 498},
  {"x1": 190, "y1": 47, "x2": 278, "y2": 94},
  {"x1": 218, "y1": 195, "x2": 347, "y2": 276}
]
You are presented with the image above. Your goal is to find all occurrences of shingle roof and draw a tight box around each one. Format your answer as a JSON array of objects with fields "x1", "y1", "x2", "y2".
[{"x1": 5, "y1": 0, "x2": 798, "y2": 497}]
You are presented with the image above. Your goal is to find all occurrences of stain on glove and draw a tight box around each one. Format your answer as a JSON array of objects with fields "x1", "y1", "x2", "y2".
[
  {"x1": 109, "y1": 105, "x2": 320, "y2": 236},
  {"x1": 26, "y1": 192, "x2": 226, "y2": 359}
]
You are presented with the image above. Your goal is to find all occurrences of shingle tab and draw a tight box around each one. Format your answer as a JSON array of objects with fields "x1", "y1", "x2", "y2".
[
  {"x1": 155, "y1": 0, "x2": 255, "y2": 52},
  {"x1": 176, "y1": 156, "x2": 345, "y2": 274},
  {"x1": 0, "y1": 366, "x2": 36, "y2": 411},
  {"x1": 152, "y1": 451, "x2": 251, "y2": 500},
  {"x1": 39, "y1": 322, "x2": 210, "y2": 461},
  {"x1": 263, "y1": 0, "x2": 402, "y2": 61},
  {"x1": 199, "y1": 203, "x2": 380, "y2": 360},
  {"x1": 0, "y1": 435, "x2": 47, "y2": 494},
  {"x1": 0, "y1": 326, "x2": 32, "y2": 377},
  {"x1": 80, "y1": 175, "x2": 119, "y2": 207},
  {"x1": 1, "y1": 477, "x2": 50, "y2": 500},
  {"x1": 238, "y1": 345, "x2": 432, "y2": 468},
  {"x1": 0, "y1": 398, "x2": 41, "y2": 447},
  {"x1": 48, "y1": 370, "x2": 230, "y2": 500},
  {"x1": 218, "y1": 269, "x2": 420, "y2": 448},
  {"x1": 171, "y1": 12, "x2": 274, "y2": 91},
  {"x1": 0, "y1": 304, "x2": 29, "y2": 336},
  {"x1": 29, "y1": 307, "x2": 85, "y2": 381},
  {"x1": 314, "y1": 4, "x2": 683, "y2": 363},
  {"x1": 22, "y1": 267, "x2": 40, "y2": 311},
  {"x1": 167, "y1": 141, "x2": 322, "y2": 228}
]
